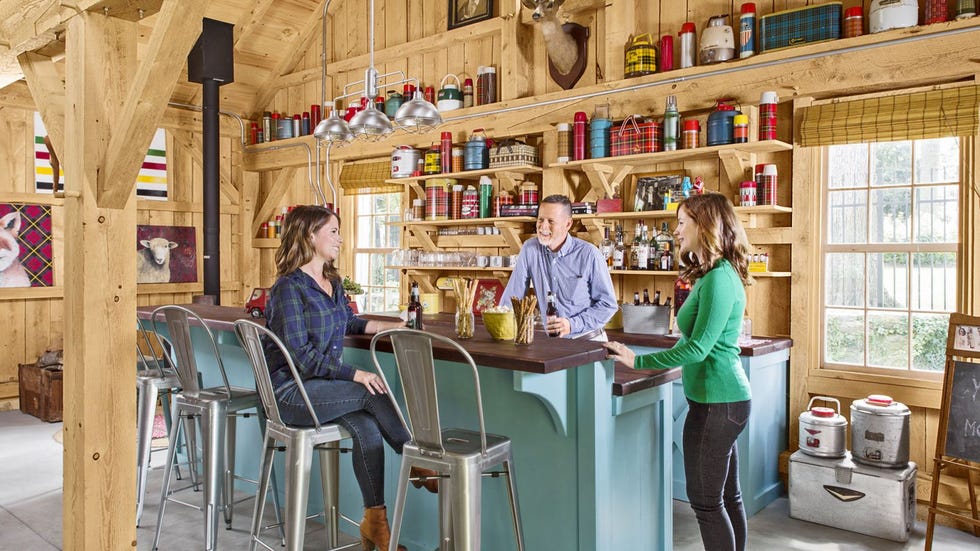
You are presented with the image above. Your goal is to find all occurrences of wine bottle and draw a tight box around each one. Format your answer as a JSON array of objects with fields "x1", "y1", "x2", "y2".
[{"x1": 407, "y1": 281, "x2": 424, "y2": 330}]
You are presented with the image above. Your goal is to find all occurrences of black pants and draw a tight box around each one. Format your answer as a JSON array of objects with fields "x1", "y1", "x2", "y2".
[{"x1": 683, "y1": 398, "x2": 751, "y2": 551}]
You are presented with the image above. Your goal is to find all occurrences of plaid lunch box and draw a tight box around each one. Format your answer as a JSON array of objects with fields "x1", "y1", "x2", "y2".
[
  {"x1": 489, "y1": 139, "x2": 540, "y2": 169},
  {"x1": 610, "y1": 115, "x2": 662, "y2": 156},
  {"x1": 759, "y1": 2, "x2": 842, "y2": 53}
]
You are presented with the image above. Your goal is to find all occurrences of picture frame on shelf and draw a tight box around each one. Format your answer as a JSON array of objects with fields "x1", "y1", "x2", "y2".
[
  {"x1": 449, "y1": 0, "x2": 494, "y2": 30},
  {"x1": 630, "y1": 170, "x2": 688, "y2": 212}
]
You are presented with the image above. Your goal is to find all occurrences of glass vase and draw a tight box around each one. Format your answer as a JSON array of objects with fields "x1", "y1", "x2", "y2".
[{"x1": 455, "y1": 310, "x2": 474, "y2": 339}]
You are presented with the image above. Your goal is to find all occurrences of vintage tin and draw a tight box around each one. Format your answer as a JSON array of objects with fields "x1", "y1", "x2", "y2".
[
  {"x1": 850, "y1": 394, "x2": 911, "y2": 468},
  {"x1": 759, "y1": 2, "x2": 842, "y2": 53},
  {"x1": 625, "y1": 34, "x2": 657, "y2": 78},
  {"x1": 390, "y1": 146, "x2": 420, "y2": 178},
  {"x1": 789, "y1": 451, "x2": 916, "y2": 542},
  {"x1": 798, "y1": 396, "x2": 847, "y2": 458}
]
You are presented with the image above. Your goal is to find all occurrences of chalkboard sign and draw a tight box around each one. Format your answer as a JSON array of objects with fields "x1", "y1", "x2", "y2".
[{"x1": 944, "y1": 360, "x2": 980, "y2": 463}]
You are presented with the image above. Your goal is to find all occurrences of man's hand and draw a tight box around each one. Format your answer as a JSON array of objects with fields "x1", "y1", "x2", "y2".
[{"x1": 546, "y1": 316, "x2": 571, "y2": 337}]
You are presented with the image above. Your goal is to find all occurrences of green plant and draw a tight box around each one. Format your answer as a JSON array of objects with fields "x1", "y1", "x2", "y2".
[{"x1": 342, "y1": 276, "x2": 364, "y2": 295}]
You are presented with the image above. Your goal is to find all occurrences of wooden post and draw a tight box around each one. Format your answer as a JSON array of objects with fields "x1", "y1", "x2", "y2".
[{"x1": 62, "y1": 11, "x2": 140, "y2": 549}]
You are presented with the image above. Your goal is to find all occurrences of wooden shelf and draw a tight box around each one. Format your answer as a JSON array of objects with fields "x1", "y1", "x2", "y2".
[
  {"x1": 610, "y1": 270, "x2": 679, "y2": 276},
  {"x1": 751, "y1": 271, "x2": 792, "y2": 278},
  {"x1": 573, "y1": 205, "x2": 791, "y2": 222},
  {"x1": 253, "y1": 238, "x2": 280, "y2": 248},
  {"x1": 387, "y1": 165, "x2": 543, "y2": 198},
  {"x1": 389, "y1": 266, "x2": 514, "y2": 272},
  {"x1": 388, "y1": 216, "x2": 535, "y2": 227}
]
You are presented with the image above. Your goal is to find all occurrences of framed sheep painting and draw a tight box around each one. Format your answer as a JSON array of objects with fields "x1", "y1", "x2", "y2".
[
  {"x1": 0, "y1": 203, "x2": 53, "y2": 288},
  {"x1": 136, "y1": 225, "x2": 197, "y2": 284}
]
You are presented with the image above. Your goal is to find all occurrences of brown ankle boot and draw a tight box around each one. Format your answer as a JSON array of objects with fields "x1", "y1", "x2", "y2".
[
  {"x1": 360, "y1": 505, "x2": 406, "y2": 551},
  {"x1": 410, "y1": 466, "x2": 440, "y2": 493}
]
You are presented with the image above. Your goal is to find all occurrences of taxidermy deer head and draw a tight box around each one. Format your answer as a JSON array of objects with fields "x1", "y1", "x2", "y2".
[{"x1": 522, "y1": 0, "x2": 589, "y2": 90}]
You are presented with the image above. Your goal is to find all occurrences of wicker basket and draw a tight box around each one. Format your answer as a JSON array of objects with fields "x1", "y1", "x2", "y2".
[{"x1": 482, "y1": 311, "x2": 516, "y2": 341}]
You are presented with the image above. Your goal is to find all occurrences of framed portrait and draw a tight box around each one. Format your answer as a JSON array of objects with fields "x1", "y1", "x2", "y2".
[
  {"x1": 136, "y1": 225, "x2": 198, "y2": 284},
  {"x1": 951, "y1": 324, "x2": 980, "y2": 353},
  {"x1": 630, "y1": 170, "x2": 688, "y2": 212},
  {"x1": 449, "y1": 0, "x2": 494, "y2": 30}
]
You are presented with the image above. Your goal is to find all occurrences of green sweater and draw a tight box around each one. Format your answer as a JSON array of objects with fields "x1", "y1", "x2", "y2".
[{"x1": 634, "y1": 259, "x2": 752, "y2": 403}]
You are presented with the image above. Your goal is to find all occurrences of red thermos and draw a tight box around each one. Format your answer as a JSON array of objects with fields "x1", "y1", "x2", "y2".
[
  {"x1": 573, "y1": 111, "x2": 588, "y2": 161},
  {"x1": 660, "y1": 35, "x2": 674, "y2": 72}
]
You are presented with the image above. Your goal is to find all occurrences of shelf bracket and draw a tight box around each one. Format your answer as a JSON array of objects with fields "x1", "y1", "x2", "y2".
[
  {"x1": 408, "y1": 226, "x2": 438, "y2": 252},
  {"x1": 495, "y1": 221, "x2": 526, "y2": 253},
  {"x1": 404, "y1": 269, "x2": 439, "y2": 294},
  {"x1": 579, "y1": 216, "x2": 606, "y2": 243},
  {"x1": 494, "y1": 170, "x2": 527, "y2": 194},
  {"x1": 582, "y1": 163, "x2": 633, "y2": 200},
  {"x1": 718, "y1": 150, "x2": 755, "y2": 185}
]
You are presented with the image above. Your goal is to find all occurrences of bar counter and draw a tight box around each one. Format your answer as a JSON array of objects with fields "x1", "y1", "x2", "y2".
[{"x1": 137, "y1": 304, "x2": 791, "y2": 549}]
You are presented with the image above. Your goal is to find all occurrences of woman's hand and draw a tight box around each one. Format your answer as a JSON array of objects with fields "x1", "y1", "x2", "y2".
[
  {"x1": 353, "y1": 369, "x2": 389, "y2": 395},
  {"x1": 602, "y1": 341, "x2": 636, "y2": 368}
]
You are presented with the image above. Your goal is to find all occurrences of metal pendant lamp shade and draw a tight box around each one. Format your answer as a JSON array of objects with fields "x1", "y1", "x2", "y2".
[
  {"x1": 395, "y1": 90, "x2": 443, "y2": 133},
  {"x1": 348, "y1": 102, "x2": 394, "y2": 139},
  {"x1": 313, "y1": 109, "x2": 353, "y2": 142}
]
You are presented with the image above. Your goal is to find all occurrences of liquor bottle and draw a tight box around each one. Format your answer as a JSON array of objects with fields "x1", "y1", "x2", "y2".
[
  {"x1": 407, "y1": 281, "x2": 424, "y2": 330},
  {"x1": 633, "y1": 291, "x2": 641, "y2": 306},
  {"x1": 628, "y1": 226, "x2": 642, "y2": 270},
  {"x1": 654, "y1": 222, "x2": 673, "y2": 270},
  {"x1": 635, "y1": 224, "x2": 649, "y2": 270},
  {"x1": 642, "y1": 289, "x2": 651, "y2": 305},
  {"x1": 546, "y1": 291, "x2": 560, "y2": 337},
  {"x1": 659, "y1": 242, "x2": 674, "y2": 271},
  {"x1": 599, "y1": 226, "x2": 614, "y2": 267},
  {"x1": 663, "y1": 296, "x2": 672, "y2": 309},
  {"x1": 612, "y1": 226, "x2": 626, "y2": 270},
  {"x1": 653, "y1": 290, "x2": 662, "y2": 305}
]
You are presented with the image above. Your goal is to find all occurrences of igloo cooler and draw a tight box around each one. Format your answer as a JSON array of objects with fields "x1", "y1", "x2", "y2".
[{"x1": 789, "y1": 450, "x2": 916, "y2": 542}]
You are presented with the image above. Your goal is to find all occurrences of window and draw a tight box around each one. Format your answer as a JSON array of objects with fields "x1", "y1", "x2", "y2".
[
  {"x1": 823, "y1": 138, "x2": 959, "y2": 373},
  {"x1": 352, "y1": 193, "x2": 402, "y2": 313}
]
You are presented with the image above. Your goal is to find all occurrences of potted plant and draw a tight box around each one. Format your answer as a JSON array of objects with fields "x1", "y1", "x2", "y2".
[{"x1": 342, "y1": 276, "x2": 364, "y2": 313}]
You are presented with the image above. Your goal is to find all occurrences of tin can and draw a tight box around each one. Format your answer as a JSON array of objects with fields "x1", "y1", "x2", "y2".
[
  {"x1": 423, "y1": 146, "x2": 441, "y2": 175},
  {"x1": 519, "y1": 182, "x2": 539, "y2": 205},
  {"x1": 425, "y1": 179, "x2": 451, "y2": 220},
  {"x1": 739, "y1": 180, "x2": 757, "y2": 206}
]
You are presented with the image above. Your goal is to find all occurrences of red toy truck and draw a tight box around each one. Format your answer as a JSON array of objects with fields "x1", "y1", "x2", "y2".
[{"x1": 245, "y1": 288, "x2": 269, "y2": 318}]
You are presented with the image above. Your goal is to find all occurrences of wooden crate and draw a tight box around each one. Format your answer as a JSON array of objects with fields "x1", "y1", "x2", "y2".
[{"x1": 18, "y1": 363, "x2": 64, "y2": 423}]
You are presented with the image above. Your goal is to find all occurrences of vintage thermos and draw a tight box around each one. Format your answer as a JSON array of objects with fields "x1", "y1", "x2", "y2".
[{"x1": 679, "y1": 22, "x2": 697, "y2": 68}]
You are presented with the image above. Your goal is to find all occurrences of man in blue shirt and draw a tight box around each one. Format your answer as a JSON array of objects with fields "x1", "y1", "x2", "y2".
[{"x1": 500, "y1": 194, "x2": 617, "y2": 340}]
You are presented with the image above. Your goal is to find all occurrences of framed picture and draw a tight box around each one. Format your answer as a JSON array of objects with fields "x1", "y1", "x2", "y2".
[
  {"x1": 630, "y1": 170, "x2": 688, "y2": 212},
  {"x1": 136, "y1": 225, "x2": 198, "y2": 284},
  {"x1": 449, "y1": 0, "x2": 494, "y2": 30},
  {"x1": 951, "y1": 324, "x2": 980, "y2": 353}
]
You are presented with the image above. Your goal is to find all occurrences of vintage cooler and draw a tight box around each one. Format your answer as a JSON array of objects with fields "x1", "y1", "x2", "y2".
[
  {"x1": 789, "y1": 450, "x2": 916, "y2": 542},
  {"x1": 489, "y1": 139, "x2": 540, "y2": 169},
  {"x1": 759, "y1": 2, "x2": 843, "y2": 53},
  {"x1": 610, "y1": 115, "x2": 661, "y2": 156}
]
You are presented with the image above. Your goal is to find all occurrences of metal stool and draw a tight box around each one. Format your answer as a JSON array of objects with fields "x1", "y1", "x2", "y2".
[
  {"x1": 370, "y1": 329, "x2": 525, "y2": 551},
  {"x1": 136, "y1": 319, "x2": 184, "y2": 527},
  {"x1": 150, "y1": 305, "x2": 281, "y2": 551},
  {"x1": 234, "y1": 319, "x2": 358, "y2": 551}
]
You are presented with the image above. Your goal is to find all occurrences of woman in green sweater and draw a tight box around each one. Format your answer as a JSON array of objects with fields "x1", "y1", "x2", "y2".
[{"x1": 604, "y1": 193, "x2": 753, "y2": 551}]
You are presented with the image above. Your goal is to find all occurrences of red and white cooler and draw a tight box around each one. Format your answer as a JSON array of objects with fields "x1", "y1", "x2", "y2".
[{"x1": 789, "y1": 450, "x2": 916, "y2": 542}]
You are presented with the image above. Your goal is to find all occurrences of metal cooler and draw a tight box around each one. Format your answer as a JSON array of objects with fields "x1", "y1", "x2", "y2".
[{"x1": 788, "y1": 450, "x2": 916, "y2": 542}]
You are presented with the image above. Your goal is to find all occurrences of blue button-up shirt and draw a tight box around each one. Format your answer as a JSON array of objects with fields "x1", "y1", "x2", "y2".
[
  {"x1": 499, "y1": 236, "x2": 618, "y2": 336},
  {"x1": 263, "y1": 270, "x2": 367, "y2": 388}
]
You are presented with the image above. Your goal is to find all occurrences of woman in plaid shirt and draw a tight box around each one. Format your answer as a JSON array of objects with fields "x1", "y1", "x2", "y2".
[{"x1": 264, "y1": 205, "x2": 430, "y2": 551}]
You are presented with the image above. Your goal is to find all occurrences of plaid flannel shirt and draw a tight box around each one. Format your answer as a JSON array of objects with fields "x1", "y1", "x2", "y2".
[{"x1": 263, "y1": 270, "x2": 367, "y2": 388}]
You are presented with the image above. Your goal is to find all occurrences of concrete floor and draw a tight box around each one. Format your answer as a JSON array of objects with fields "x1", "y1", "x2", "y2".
[{"x1": 2, "y1": 409, "x2": 979, "y2": 550}]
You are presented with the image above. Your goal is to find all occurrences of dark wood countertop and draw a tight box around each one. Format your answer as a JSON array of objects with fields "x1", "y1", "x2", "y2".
[{"x1": 136, "y1": 305, "x2": 788, "y2": 397}]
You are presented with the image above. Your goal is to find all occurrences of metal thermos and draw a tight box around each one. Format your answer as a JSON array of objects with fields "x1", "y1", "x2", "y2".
[
  {"x1": 679, "y1": 22, "x2": 697, "y2": 68},
  {"x1": 850, "y1": 395, "x2": 911, "y2": 468},
  {"x1": 798, "y1": 396, "x2": 847, "y2": 458}
]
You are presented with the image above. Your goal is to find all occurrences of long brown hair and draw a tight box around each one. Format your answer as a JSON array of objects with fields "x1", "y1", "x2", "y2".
[
  {"x1": 275, "y1": 205, "x2": 341, "y2": 283},
  {"x1": 677, "y1": 193, "x2": 753, "y2": 286}
]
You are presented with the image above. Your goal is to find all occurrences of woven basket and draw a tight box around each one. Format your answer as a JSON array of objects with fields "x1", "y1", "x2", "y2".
[{"x1": 482, "y1": 311, "x2": 516, "y2": 341}]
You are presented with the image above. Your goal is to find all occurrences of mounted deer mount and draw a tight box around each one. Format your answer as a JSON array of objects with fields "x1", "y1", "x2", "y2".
[{"x1": 522, "y1": 0, "x2": 590, "y2": 90}]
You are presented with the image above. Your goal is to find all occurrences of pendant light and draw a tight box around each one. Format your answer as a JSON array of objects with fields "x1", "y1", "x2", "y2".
[
  {"x1": 395, "y1": 89, "x2": 443, "y2": 132},
  {"x1": 347, "y1": 2, "x2": 394, "y2": 138}
]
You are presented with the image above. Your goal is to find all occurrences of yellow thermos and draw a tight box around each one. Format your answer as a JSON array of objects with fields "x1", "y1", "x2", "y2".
[{"x1": 625, "y1": 34, "x2": 657, "y2": 78}]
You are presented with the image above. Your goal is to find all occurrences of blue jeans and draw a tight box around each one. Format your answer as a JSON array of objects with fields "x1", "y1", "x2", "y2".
[
  {"x1": 684, "y1": 399, "x2": 751, "y2": 551},
  {"x1": 275, "y1": 378, "x2": 411, "y2": 508}
]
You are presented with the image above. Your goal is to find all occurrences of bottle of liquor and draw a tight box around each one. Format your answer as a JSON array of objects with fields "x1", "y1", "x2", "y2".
[
  {"x1": 546, "y1": 291, "x2": 560, "y2": 337},
  {"x1": 654, "y1": 222, "x2": 673, "y2": 270},
  {"x1": 633, "y1": 291, "x2": 641, "y2": 305},
  {"x1": 628, "y1": 226, "x2": 641, "y2": 271},
  {"x1": 599, "y1": 226, "x2": 614, "y2": 267},
  {"x1": 653, "y1": 290, "x2": 662, "y2": 305},
  {"x1": 659, "y1": 242, "x2": 674, "y2": 271},
  {"x1": 612, "y1": 226, "x2": 626, "y2": 270},
  {"x1": 663, "y1": 296, "x2": 672, "y2": 309},
  {"x1": 635, "y1": 224, "x2": 649, "y2": 270},
  {"x1": 642, "y1": 289, "x2": 651, "y2": 305},
  {"x1": 407, "y1": 281, "x2": 424, "y2": 330}
]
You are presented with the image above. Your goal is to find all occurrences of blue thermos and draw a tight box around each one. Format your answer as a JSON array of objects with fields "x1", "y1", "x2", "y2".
[
  {"x1": 464, "y1": 130, "x2": 489, "y2": 170},
  {"x1": 706, "y1": 99, "x2": 740, "y2": 146}
]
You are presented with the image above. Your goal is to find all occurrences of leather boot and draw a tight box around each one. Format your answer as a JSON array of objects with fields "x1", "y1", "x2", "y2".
[
  {"x1": 359, "y1": 505, "x2": 406, "y2": 551},
  {"x1": 410, "y1": 466, "x2": 440, "y2": 493}
]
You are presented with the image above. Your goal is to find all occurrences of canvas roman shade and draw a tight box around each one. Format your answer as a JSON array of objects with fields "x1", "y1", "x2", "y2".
[{"x1": 799, "y1": 84, "x2": 980, "y2": 147}]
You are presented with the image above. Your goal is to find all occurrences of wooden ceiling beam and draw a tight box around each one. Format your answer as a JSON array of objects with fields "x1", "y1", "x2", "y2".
[
  {"x1": 0, "y1": 79, "x2": 35, "y2": 109},
  {"x1": 99, "y1": 0, "x2": 211, "y2": 209},
  {"x1": 248, "y1": 0, "x2": 327, "y2": 118},
  {"x1": 232, "y1": 0, "x2": 274, "y2": 50},
  {"x1": 171, "y1": 128, "x2": 239, "y2": 204},
  {"x1": 17, "y1": 51, "x2": 65, "y2": 157}
]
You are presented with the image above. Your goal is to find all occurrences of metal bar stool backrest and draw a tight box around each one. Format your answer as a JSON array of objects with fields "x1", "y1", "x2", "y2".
[
  {"x1": 234, "y1": 319, "x2": 324, "y2": 431},
  {"x1": 370, "y1": 328, "x2": 488, "y2": 456},
  {"x1": 137, "y1": 318, "x2": 173, "y2": 378},
  {"x1": 151, "y1": 305, "x2": 231, "y2": 398}
]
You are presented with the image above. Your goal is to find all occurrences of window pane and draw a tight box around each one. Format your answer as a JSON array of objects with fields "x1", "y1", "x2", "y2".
[
  {"x1": 385, "y1": 289, "x2": 401, "y2": 312},
  {"x1": 387, "y1": 218, "x2": 401, "y2": 248},
  {"x1": 827, "y1": 190, "x2": 867, "y2": 244},
  {"x1": 825, "y1": 309, "x2": 865, "y2": 365},
  {"x1": 385, "y1": 267, "x2": 399, "y2": 286},
  {"x1": 368, "y1": 253, "x2": 387, "y2": 286},
  {"x1": 357, "y1": 195, "x2": 372, "y2": 212},
  {"x1": 825, "y1": 253, "x2": 864, "y2": 307},
  {"x1": 356, "y1": 216, "x2": 372, "y2": 248},
  {"x1": 867, "y1": 312, "x2": 908, "y2": 369},
  {"x1": 914, "y1": 185, "x2": 958, "y2": 243},
  {"x1": 911, "y1": 252, "x2": 957, "y2": 312},
  {"x1": 914, "y1": 137, "x2": 959, "y2": 184},
  {"x1": 911, "y1": 313, "x2": 950, "y2": 372},
  {"x1": 867, "y1": 253, "x2": 907, "y2": 308},
  {"x1": 869, "y1": 187, "x2": 911, "y2": 243},
  {"x1": 828, "y1": 143, "x2": 868, "y2": 189},
  {"x1": 354, "y1": 253, "x2": 370, "y2": 285},
  {"x1": 373, "y1": 216, "x2": 387, "y2": 249},
  {"x1": 871, "y1": 141, "x2": 912, "y2": 187}
]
